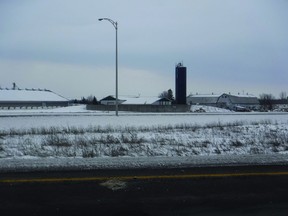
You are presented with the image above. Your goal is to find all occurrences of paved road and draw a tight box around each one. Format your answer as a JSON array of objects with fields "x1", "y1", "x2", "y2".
[{"x1": 1, "y1": 165, "x2": 288, "y2": 216}]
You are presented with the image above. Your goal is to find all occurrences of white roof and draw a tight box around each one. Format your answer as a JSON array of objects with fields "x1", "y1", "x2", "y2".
[
  {"x1": 224, "y1": 93, "x2": 257, "y2": 98},
  {"x1": 188, "y1": 94, "x2": 222, "y2": 98},
  {"x1": 188, "y1": 93, "x2": 257, "y2": 98},
  {"x1": 0, "y1": 89, "x2": 68, "y2": 102},
  {"x1": 120, "y1": 97, "x2": 162, "y2": 105}
]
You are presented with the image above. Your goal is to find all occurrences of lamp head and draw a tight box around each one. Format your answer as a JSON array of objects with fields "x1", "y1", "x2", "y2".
[{"x1": 98, "y1": 18, "x2": 103, "y2": 21}]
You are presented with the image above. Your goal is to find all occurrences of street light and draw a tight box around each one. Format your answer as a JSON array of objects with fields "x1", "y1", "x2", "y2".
[{"x1": 98, "y1": 18, "x2": 119, "y2": 116}]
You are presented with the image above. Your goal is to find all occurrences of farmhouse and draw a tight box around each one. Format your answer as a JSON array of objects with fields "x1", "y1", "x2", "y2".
[
  {"x1": 0, "y1": 88, "x2": 69, "y2": 109},
  {"x1": 99, "y1": 95, "x2": 124, "y2": 105},
  {"x1": 187, "y1": 93, "x2": 259, "y2": 111}
]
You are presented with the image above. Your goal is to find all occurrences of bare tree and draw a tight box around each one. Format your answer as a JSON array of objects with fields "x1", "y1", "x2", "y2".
[
  {"x1": 86, "y1": 95, "x2": 99, "y2": 105},
  {"x1": 279, "y1": 91, "x2": 287, "y2": 100},
  {"x1": 159, "y1": 89, "x2": 174, "y2": 101},
  {"x1": 259, "y1": 93, "x2": 275, "y2": 111},
  {"x1": 159, "y1": 91, "x2": 168, "y2": 98}
]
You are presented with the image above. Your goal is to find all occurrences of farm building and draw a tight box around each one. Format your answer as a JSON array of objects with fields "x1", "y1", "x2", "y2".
[
  {"x1": 100, "y1": 96, "x2": 172, "y2": 105},
  {"x1": 187, "y1": 93, "x2": 259, "y2": 111},
  {"x1": 0, "y1": 88, "x2": 69, "y2": 109},
  {"x1": 88, "y1": 95, "x2": 190, "y2": 112},
  {"x1": 186, "y1": 94, "x2": 222, "y2": 107},
  {"x1": 218, "y1": 93, "x2": 259, "y2": 111}
]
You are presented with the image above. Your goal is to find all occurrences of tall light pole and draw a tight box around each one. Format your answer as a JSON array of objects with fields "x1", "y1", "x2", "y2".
[{"x1": 98, "y1": 18, "x2": 118, "y2": 116}]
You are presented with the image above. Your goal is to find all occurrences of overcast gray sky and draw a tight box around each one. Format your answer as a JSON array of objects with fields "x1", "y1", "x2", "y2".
[{"x1": 0, "y1": 0, "x2": 287, "y2": 99}]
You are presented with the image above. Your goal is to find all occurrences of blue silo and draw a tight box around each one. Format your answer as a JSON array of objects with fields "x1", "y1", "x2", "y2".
[{"x1": 175, "y1": 63, "x2": 187, "y2": 104}]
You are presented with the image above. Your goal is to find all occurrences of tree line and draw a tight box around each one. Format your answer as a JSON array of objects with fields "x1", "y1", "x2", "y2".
[
  {"x1": 72, "y1": 95, "x2": 99, "y2": 105},
  {"x1": 259, "y1": 91, "x2": 288, "y2": 111}
]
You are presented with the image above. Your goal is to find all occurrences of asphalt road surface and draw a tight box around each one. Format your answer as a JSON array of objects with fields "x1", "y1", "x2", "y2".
[{"x1": 1, "y1": 165, "x2": 288, "y2": 216}]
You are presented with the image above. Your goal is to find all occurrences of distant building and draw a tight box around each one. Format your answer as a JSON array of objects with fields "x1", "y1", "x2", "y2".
[
  {"x1": 187, "y1": 94, "x2": 222, "y2": 107},
  {"x1": 100, "y1": 96, "x2": 171, "y2": 105},
  {"x1": 89, "y1": 95, "x2": 190, "y2": 112},
  {"x1": 187, "y1": 93, "x2": 259, "y2": 111},
  {"x1": 99, "y1": 95, "x2": 125, "y2": 105},
  {"x1": 175, "y1": 63, "x2": 187, "y2": 104},
  {"x1": 218, "y1": 93, "x2": 259, "y2": 111},
  {"x1": 0, "y1": 88, "x2": 69, "y2": 109}
]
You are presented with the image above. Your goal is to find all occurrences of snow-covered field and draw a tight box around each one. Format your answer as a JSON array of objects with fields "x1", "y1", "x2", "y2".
[
  {"x1": 0, "y1": 105, "x2": 288, "y2": 170},
  {"x1": 0, "y1": 105, "x2": 287, "y2": 130}
]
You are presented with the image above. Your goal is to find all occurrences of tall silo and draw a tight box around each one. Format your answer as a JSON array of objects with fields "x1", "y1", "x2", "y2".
[{"x1": 175, "y1": 63, "x2": 187, "y2": 104}]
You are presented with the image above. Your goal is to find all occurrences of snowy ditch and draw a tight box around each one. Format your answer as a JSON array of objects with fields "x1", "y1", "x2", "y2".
[{"x1": 1, "y1": 119, "x2": 288, "y2": 159}]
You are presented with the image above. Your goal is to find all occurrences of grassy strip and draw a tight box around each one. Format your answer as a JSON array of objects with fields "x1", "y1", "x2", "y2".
[
  {"x1": 1, "y1": 119, "x2": 287, "y2": 158},
  {"x1": 0, "y1": 120, "x2": 274, "y2": 137}
]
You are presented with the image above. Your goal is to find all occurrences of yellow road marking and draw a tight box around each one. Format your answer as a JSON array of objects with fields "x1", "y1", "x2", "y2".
[{"x1": 1, "y1": 171, "x2": 288, "y2": 184}]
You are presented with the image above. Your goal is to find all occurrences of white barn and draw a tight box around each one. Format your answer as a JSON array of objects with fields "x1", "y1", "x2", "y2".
[
  {"x1": 217, "y1": 93, "x2": 259, "y2": 111},
  {"x1": 187, "y1": 93, "x2": 259, "y2": 111}
]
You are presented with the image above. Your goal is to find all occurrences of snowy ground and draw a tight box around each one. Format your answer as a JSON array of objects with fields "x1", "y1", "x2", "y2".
[{"x1": 0, "y1": 105, "x2": 288, "y2": 170}]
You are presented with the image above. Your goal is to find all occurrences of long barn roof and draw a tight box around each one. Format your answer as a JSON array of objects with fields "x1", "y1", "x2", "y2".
[
  {"x1": 0, "y1": 89, "x2": 68, "y2": 102},
  {"x1": 187, "y1": 93, "x2": 259, "y2": 105},
  {"x1": 100, "y1": 95, "x2": 170, "y2": 104}
]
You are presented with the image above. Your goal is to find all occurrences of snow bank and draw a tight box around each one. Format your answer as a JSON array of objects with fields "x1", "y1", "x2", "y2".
[{"x1": 191, "y1": 105, "x2": 232, "y2": 113}]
